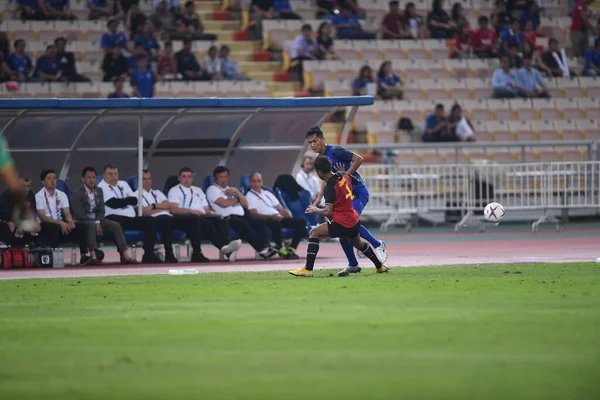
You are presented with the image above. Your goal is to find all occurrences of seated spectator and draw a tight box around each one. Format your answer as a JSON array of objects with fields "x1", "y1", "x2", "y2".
[
  {"x1": 176, "y1": 38, "x2": 208, "y2": 80},
  {"x1": 176, "y1": 1, "x2": 217, "y2": 40},
  {"x1": 0, "y1": 53, "x2": 12, "y2": 82},
  {"x1": 423, "y1": 103, "x2": 457, "y2": 142},
  {"x1": 34, "y1": 44, "x2": 65, "y2": 82},
  {"x1": 220, "y1": 45, "x2": 251, "y2": 80},
  {"x1": 246, "y1": 172, "x2": 305, "y2": 260},
  {"x1": 157, "y1": 41, "x2": 178, "y2": 79},
  {"x1": 291, "y1": 24, "x2": 316, "y2": 62},
  {"x1": 135, "y1": 21, "x2": 160, "y2": 57},
  {"x1": 101, "y1": 18, "x2": 128, "y2": 53},
  {"x1": 108, "y1": 76, "x2": 130, "y2": 98},
  {"x1": 15, "y1": 0, "x2": 45, "y2": 20},
  {"x1": 516, "y1": 54, "x2": 550, "y2": 97},
  {"x1": 150, "y1": 0, "x2": 179, "y2": 40},
  {"x1": 447, "y1": 104, "x2": 476, "y2": 142},
  {"x1": 250, "y1": 0, "x2": 276, "y2": 40},
  {"x1": 403, "y1": 2, "x2": 426, "y2": 39},
  {"x1": 583, "y1": 39, "x2": 600, "y2": 76},
  {"x1": 102, "y1": 44, "x2": 129, "y2": 81},
  {"x1": 130, "y1": 54, "x2": 156, "y2": 97},
  {"x1": 155, "y1": 0, "x2": 180, "y2": 12},
  {"x1": 0, "y1": 31, "x2": 8, "y2": 60},
  {"x1": 315, "y1": 0, "x2": 335, "y2": 19},
  {"x1": 35, "y1": 169, "x2": 98, "y2": 266},
  {"x1": 331, "y1": 5, "x2": 376, "y2": 40},
  {"x1": 541, "y1": 38, "x2": 572, "y2": 78},
  {"x1": 427, "y1": 0, "x2": 455, "y2": 39},
  {"x1": 491, "y1": 0, "x2": 511, "y2": 35},
  {"x1": 55, "y1": 37, "x2": 90, "y2": 82},
  {"x1": 314, "y1": 22, "x2": 340, "y2": 60},
  {"x1": 273, "y1": 0, "x2": 301, "y2": 19},
  {"x1": 126, "y1": 2, "x2": 148, "y2": 39},
  {"x1": 491, "y1": 55, "x2": 521, "y2": 98},
  {"x1": 128, "y1": 42, "x2": 151, "y2": 73},
  {"x1": 507, "y1": 44, "x2": 523, "y2": 69},
  {"x1": 0, "y1": 175, "x2": 41, "y2": 247},
  {"x1": 88, "y1": 0, "x2": 112, "y2": 20},
  {"x1": 42, "y1": 0, "x2": 75, "y2": 20},
  {"x1": 519, "y1": 0, "x2": 540, "y2": 32},
  {"x1": 7, "y1": 39, "x2": 34, "y2": 82},
  {"x1": 296, "y1": 156, "x2": 323, "y2": 205},
  {"x1": 115, "y1": 0, "x2": 140, "y2": 17},
  {"x1": 451, "y1": 23, "x2": 472, "y2": 59},
  {"x1": 521, "y1": 20, "x2": 542, "y2": 50},
  {"x1": 382, "y1": 0, "x2": 409, "y2": 39},
  {"x1": 203, "y1": 45, "x2": 221, "y2": 80},
  {"x1": 377, "y1": 61, "x2": 403, "y2": 99},
  {"x1": 353, "y1": 65, "x2": 375, "y2": 96},
  {"x1": 521, "y1": 41, "x2": 551, "y2": 76},
  {"x1": 472, "y1": 15, "x2": 498, "y2": 58},
  {"x1": 499, "y1": 17, "x2": 523, "y2": 55},
  {"x1": 450, "y1": 2, "x2": 468, "y2": 27}
]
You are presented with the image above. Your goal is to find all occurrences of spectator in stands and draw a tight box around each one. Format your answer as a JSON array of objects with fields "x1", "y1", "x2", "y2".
[
  {"x1": 103, "y1": 44, "x2": 129, "y2": 81},
  {"x1": 206, "y1": 166, "x2": 277, "y2": 259},
  {"x1": 296, "y1": 156, "x2": 322, "y2": 204},
  {"x1": 150, "y1": 0, "x2": 179, "y2": 40},
  {"x1": 491, "y1": 55, "x2": 521, "y2": 98},
  {"x1": 71, "y1": 166, "x2": 137, "y2": 265},
  {"x1": 135, "y1": 21, "x2": 160, "y2": 57},
  {"x1": 128, "y1": 42, "x2": 150, "y2": 72},
  {"x1": 176, "y1": 1, "x2": 216, "y2": 40},
  {"x1": 176, "y1": 38, "x2": 208, "y2": 80},
  {"x1": 131, "y1": 54, "x2": 156, "y2": 97},
  {"x1": 583, "y1": 39, "x2": 600, "y2": 76},
  {"x1": 491, "y1": 0, "x2": 511, "y2": 35},
  {"x1": 247, "y1": 172, "x2": 305, "y2": 260},
  {"x1": 315, "y1": 0, "x2": 335, "y2": 19},
  {"x1": 519, "y1": 0, "x2": 540, "y2": 32},
  {"x1": 521, "y1": 20, "x2": 541, "y2": 51},
  {"x1": 273, "y1": 0, "x2": 301, "y2": 19},
  {"x1": 115, "y1": 0, "x2": 140, "y2": 17},
  {"x1": 126, "y1": 2, "x2": 148, "y2": 39},
  {"x1": 55, "y1": 37, "x2": 90, "y2": 82},
  {"x1": 403, "y1": 2, "x2": 426, "y2": 39},
  {"x1": 332, "y1": 5, "x2": 376, "y2": 40},
  {"x1": 451, "y1": 23, "x2": 472, "y2": 59},
  {"x1": 34, "y1": 44, "x2": 65, "y2": 82},
  {"x1": 423, "y1": 103, "x2": 457, "y2": 142},
  {"x1": 15, "y1": 0, "x2": 45, "y2": 20},
  {"x1": 0, "y1": 31, "x2": 8, "y2": 60},
  {"x1": 291, "y1": 24, "x2": 316, "y2": 63},
  {"x1": 448, "y1": 104, "x2": 476, "y2": 142},
  {"x1": 352, "y1": 65, "x2": 375, "y2": 96},
  {"x1": 220, "y1": 45, "x2": 251, "y2": 80},
  {"x1": 42, "y1": 0, "x2": 75, "y2": 20},
  {"x1": 7, "y1": 39, "x2": 34, "y2": 82},
  {"x1": 101, "y1": 18, "x2": 128, "y2": 54},
  {"x1": 250, "y1": 0, "x2": 276, "y2": 40},
  {"x1": 516, "y1": 54, "x2": 550, "y2": 97},
  {"x1": 155, "y1": 0, "x2": 180, "y2": 12},
  {"x1": 472, "y1": 16, "x2": 497, "y2": 58},
  {"x1": 570, "y1": 0, "x2": 596, "y2": 58},
  {"x1": 203, "y1": 45, "x2": 221, "y2": 80},
  {"x1": 427, "y1": 0, "x2": 455, "y2": 39},
  {"x1": 382, "y1": 1, "x2": 409, "y2": 39},
  {"x1": 377, "y1": 61, "x2": 403, "y2": 99},
  {"x1": 0, "y1": 175, "x2": 41, "y2": 247},
  {"x1": 98, "y1": 164, "x2": 161, "y2": 264},
  {"x1": 541, "y1": 38, "x2": 572, "y2": 77},
  {"x1": 0, "y1": 53, "x2": 12, "y2": 82},
  {"x1": 36, "y1": 169, "x2": 98, "y2": 266},
  {"x1": 521, "y1": 41, "x2": 549, "y2": 75},
  {"x1": 450, "y1": 2, "x2": 468, "y2": 28},
  {"x1": 108, "y1": 76, "x2": 130, "y2": 97},
  {"x1": 499, "y1": 18, "x2": 523, "y2": 55},
  {"x1": 507, "y1": 44, "x2": 523, "y2": 69},
  {"x1": 314, "y1": 22, "x2": 340, "y2": 59},
  {"x1": 88, "y1": 0, "x2": 112, "y2": 20},
  {"x1": 157, "y1": 41, "x2": 178, "y2": 79}
]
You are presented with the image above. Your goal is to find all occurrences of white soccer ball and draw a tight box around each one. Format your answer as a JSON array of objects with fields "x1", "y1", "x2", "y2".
[{"x1": 484, "y1": 202, "x2": 505, "y2": 223}]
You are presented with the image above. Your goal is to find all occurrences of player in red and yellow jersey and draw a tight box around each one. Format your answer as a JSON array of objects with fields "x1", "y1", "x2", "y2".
[{"x1": 289, "y1": 156, "x2": 389, "y2": 277}]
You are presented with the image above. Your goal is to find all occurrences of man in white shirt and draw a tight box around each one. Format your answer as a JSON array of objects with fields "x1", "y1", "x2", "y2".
[
  {"x1": 166, "y1": 167, "x2": 242, "y2": 262},
  {"x1": 206, "y1": 166, "x2": 277, "y2": 259},
  {"x1": 35, "y1": 169, "x2": 97, "y2": 266},
  {"x1": 98, "y1": 164, "x2": 161, "y2": 264},
  {"x1": 295, "y1": 156, "x2": 323, "y2": 205},
  {"x1": 247, "y1": 172, "x2": 305, "y2": 259}
]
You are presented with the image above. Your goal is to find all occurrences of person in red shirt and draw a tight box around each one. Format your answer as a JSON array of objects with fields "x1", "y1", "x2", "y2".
[
  {"x1": 570, "y1": 0, "x2": 597, "y2": 57},
  {"x1": 472, "y1": 15, "x2": 498, "y2": 58},
  {"x1": 451, "y1": 23, "x2": 472, "y2": 58},
  {"x1": 381, "y1": 0, "x2": 409, "y2": 39},
  {"x1": 288, "y1": 156, "x2": 389, "y2": 277},
  {"x1": 521, "y1": 20, "x2": 544, "y2": 51}
]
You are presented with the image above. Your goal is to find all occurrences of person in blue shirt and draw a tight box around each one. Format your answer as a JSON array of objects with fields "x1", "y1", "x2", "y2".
[
  {"x1": 219, "y1": 45, "x2": 251, "y2": 80},
  {"x1": 305, "y1": 126, "x2": 388, "y2": 276},
  {"x1": 130, "y1": 55, "x2": 155, "y2": 98},
  {"x1": 273, "y1": 0, "x2": 301, "y2": 19},
  {"x1": 89, "y1": 0, "x2": 111, "y2": 20},
  {"x1": 516, "y1": 55, "x2": 550, "y2": 98},
  {"x1": 491, "y1": 55, "x2": 522, "y2": 98},
  {"x1": 101, "y1": 18, "x2": 128, "y2": 53},
  {"x1": 519, "y1": 0, "x2": 540, "y2": 31},
  {"x1": 423, "y1": 103, "x2": 458, "y2": 142},
  {"x1": 499, "y1": 18, "x2": 523, "y2": 55},
  {"x1": 7, "y1": 39, "x2": 33, "y2": 81},
  {"x1": 128, "y1": 42, "x2": 151, "y2": 73},
  {"x1": 43, "y1": 0, "x2": 75, "y2": 20},
  {"x1": 583, "y1": 39, "x2": 600, "y2": 77},
  {"x1": 134, "y1": 21, "x2": 160, "y2": 57},
  {"x1": 331, "y1": 5, "x2": 376, "y2": 40},
  {"x1": 376, "y1": 60, "x2": 403, "y2": 99},
  {"x1": 107, "y1": 76, "x2": 130, "y2": 98},
  {"x1": 352, "y1": 65, "x2": 374, "y2": 96},
  {"x1": 34, "y1": 44, "x2": 65, "y2": 82},
  {"x1": 15, "y1": 0, "x2": 44, "y2": 20}
]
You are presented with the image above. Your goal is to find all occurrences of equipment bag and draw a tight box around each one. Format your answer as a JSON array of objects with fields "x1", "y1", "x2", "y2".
[{"x1": 1, "y1": 248, "x2": 34, "y2": 269}]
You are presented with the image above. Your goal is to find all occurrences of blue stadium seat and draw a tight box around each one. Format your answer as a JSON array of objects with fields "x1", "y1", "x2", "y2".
[
  {"x1": 202, "y1": 175, "x2": 214, "y2": 192},
  {"x1": 96, "y1": 176, "x2": 102, "y2": 185},
  {"x1": 298, "y1": 188, "x2": 319, "y2": 227},
  {"x1": 127, "y1": 176, "x2": 138, "y2": 191},
  {"x1": 240, "y1": 174, "x2": 251, "y2": 194},
  {"x1": 163, "y1": 175, "x2": 178, "y2": 196}
]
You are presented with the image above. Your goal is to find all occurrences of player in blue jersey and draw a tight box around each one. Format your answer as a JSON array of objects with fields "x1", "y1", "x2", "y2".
[{"x1": 305, "y1": 126, "x2": 387, "y2": 276}]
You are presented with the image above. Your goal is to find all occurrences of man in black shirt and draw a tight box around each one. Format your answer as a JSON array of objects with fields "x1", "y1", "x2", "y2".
[
  {"x1": 0, "y1": 175, "x2": 41, "y2": 247},
  {"x1": 102, "y1": 44, "x2": 129, "y2": 81},
  {"x1": 250, "y1": 0, "x2": 275, "y2": 40},
  {"x1": 55, "y1": 37, "x2": 90, "y2": 82},
  {"x1": 175, "y1": 38, "x2": 209, "y2": 80}
]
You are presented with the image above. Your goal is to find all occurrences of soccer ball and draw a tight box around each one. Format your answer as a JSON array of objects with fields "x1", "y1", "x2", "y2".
[{"x1": 484, "y1": 202, "x2": 505, "y2": 223}]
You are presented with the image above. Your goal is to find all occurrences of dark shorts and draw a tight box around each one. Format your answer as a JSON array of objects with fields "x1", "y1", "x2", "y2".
[{"x1": 328, "y1": 221, "x2": 360, "y2": 239}]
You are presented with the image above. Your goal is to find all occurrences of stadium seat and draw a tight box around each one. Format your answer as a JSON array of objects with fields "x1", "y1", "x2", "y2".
[
  {"x1": 555, "y1": 97, "x2": 581, "y2": 119},
  {"x1": 486, "y1": 121, "x2": 513, "y2": 142},
  {"x1": 555, "y1": 119, "x2": 582, "y2": 140},
  {"x1": 487, "y1": 99, "x2": 512, "y2": 121},
  {"x1": 509, "y1": 121, "x2": 537, "y2": 141},
  {"x1": 532, "y1": 120, "x2": 560, "y2": 141},
  {"x1": 509, "y1": 98, "x2": 534, "y2": 120},
  {"x1": 240, "y1": 174, "x2": 251, "y2": 194},
  {"x1": 127, "y1": 177, "x2": 138, "y2": 192},
  {"x1": 533, "y1": 98, "x2": 560, "y2": 120},
  {"x1": 579, "y1": 77, "x2": 600, "y2": 97},
  {"x1": 578, "y1": 98, "x2": 600, "y2": 119},
  {"x1": 202, "y1": 175, "x2": 215, "y2": 192},
  {"x1": 575, "y1": 119, "x2": 599, "y2": 140}
]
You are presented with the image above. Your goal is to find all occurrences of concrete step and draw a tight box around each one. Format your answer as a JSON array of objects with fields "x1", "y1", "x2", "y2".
[
  {"x1": 210, "y1": 30, "x2": 234, "y2": 41},
  {"x1": 194, "y1": 1, "x2": 221, "y2": 12},
  {"x1": 230, "y1": 51, "x2": 255, "y2": 62},
  {"x1": 222, "y1": 41, "x2": 262, "y2": 52},
  {"x1": 270, "y1": 91, "x2": 297, "y2": 98},
  {"x1": 239, "y1": 61, "x2": 281, "y2": 73},
  {"x1": 266, "y1": 82, "x2": 299, "y2": 92},
  {"x1": 204, "y1": 20, "x2": 240, "y2": 31},
  {"x1": 247, "y1": 71, "x2": 277, "y2": 81}
]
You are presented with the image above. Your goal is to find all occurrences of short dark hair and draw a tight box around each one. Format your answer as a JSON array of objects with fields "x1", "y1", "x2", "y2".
[
  {"x1": 183, "y1": 38, "x2": 192, "y2": 46},
  {"x1": 523, "y1": 54, "x2": 532, "y2": 61},
  {"x1": 220, "y1": 44, "x2": 230, "y2": 52},
  {"x1": 389, "y1": 0, "x2": 399, "y2": 5},
  {"x1": 19, "y1": 174, "x2": 31, "y2": 182},
  {"x1": 306, "y1": 125, "x2": 324, "y2": 139},
  {"x1": 185, "y1": 0, "x2": 194, "y2": 7},
  {"x1": 510, "y1": 17, "x2": 519, "y2": 25},
  {"x1": 549, "y1": 38, "x2": 559, "y2": 45},
  {"x1": 103, "y1": 164, "x2": 117, "y2": 172},
  {"x1": 301, "y1": 24, "x2": 312, "y2": 31},
  {"x1": 435, "y1": 103, "x2": 444, "y2": 110},
  {"x1": 142, "y1": 169, "x2": 151, "y2": 174},
  {"x1": 478, "y1": 15, "x2": 489, "y2": 24},
  {"x1": 213, "y1": 165, "x2": 229, "y2": 177},
  {"x1": 14, "y1": 39, "x2": 25, "y2": 48},
  {"x1": 46, "y1": 45, "x2": 55, "y2": 51},
  {"x1": 595, "y1": 38, "x2": 600, "y2": 48},
  {"x1": 137, "y1": 53, "x2": 147, "y2": 60},
  {"x1": 81, "y1": 166, "x2": 96, "y2": 177},
  {"x1": 165, "y1": 41, "x2": 172, "y2": 47},
  {"x1": 208, "y1": 45, "x2": 217, "y2": 52},
  {"x1": 54, "y1": 37, "x2": 66, "y2": 45},
  {"x1": 179, "y1": 167, "x2": 193, "y2": 176},
  {"x1": 314, "y1": 156, "x2": 332, "y2": 174},
  {"x1": 40, "y1": 169, "x2": 56, "y2": 181}
]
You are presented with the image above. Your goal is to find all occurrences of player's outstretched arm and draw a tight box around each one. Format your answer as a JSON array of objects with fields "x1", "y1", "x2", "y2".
[{"x1": 306, "y1": 204, "x2": 332, "y2": 218}]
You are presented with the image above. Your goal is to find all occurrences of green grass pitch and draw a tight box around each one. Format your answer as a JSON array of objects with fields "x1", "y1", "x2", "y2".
[{"x1": 0, "y1": 263, "x2": 599, "y2": 400}]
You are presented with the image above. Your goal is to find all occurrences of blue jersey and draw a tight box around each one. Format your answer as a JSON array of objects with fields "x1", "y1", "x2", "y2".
[
  {"x1": 7, "y1": 53, "x2": 33, "y2": 74},
  {"x1": 323, "y1": 144, "x2": 365, "y2": 189}
]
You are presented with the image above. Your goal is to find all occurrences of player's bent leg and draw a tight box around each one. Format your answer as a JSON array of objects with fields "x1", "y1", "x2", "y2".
[
  {"x1": 353, "y1": 191, "x2": 387, "y2": 263},
  {"x1": 289, "y1": 223, "x2": 329, "y2": 277},
  {"x1": 350, "y1": 235, "x2": 389, "y2": 273}
]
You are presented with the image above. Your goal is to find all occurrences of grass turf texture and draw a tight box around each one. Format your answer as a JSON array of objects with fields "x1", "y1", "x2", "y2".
[{"x1": 0, "y1": 263, "x2": 599, "y2": 400}]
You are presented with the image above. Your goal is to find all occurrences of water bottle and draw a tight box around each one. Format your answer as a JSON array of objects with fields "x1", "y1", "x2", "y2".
[
  {"x1": 168, "y1": 269, "x2": 198, "y2": 275},
  {"x1": 58, "y1": 248, "x2": 65, "y2": 268},
  {"x1": 174, "y1": 244, "x2": 181, "y2": 261}
]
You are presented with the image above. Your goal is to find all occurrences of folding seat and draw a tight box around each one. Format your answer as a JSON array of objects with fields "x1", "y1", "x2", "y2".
[
  {"x1": 79, "y1": 20, "x2": 104, "y2": 43},
  {"x1": 443, "y1": 59, "x2": 469, "y2": 79},
  {"x1": 73, "y1": 41, "x2": 103, "y2": 64},
  {"x1": 97, "y1": 82, "x2": 114, "y2": 97},
  {"x1": 509, "y1": 120, "x2": 537, "y2": 141},
  {"x1": 445, "y1": 78, "x2": 470, "y2": 100},
  {"x1": 366, "y1": 120, "x2": 397, "y2": 144},
  {"x1": 471, "y1": 120, "x2": 488, "y2": 141},
  {"x1": 462, "y1": 98, "x2": 492, "y2": 121},
  {"x1": 533, "y1": 98, "x2": 560, "y2": 120},
  {"x1": 487, "y1": 98, "x2": 512, "y2": 121},
  {"x1": 487, "y1": 146, "x2": 519, "y2": 163},
  {"x1": 420, "y1": 78, "x2": 449, "y2": 100},
  {"x1": 528, "y1": 146, "x2": 558, "y2": 162},
  {"x1": 486, "y1": 120, "x2": 513, "y2": 142},
  {"x1": 4, "y1": 21, "x2": 34, "y2": 42},
  {"x1": 242, "y1": 81, "x2": 269, "y2": 97},
  {"x1": 556, "y1": 78, "x2": 584, "y2": 98},
  {"x1": 354, "y1": 39, "x2": 381, "y2": 61},
  {"x1": 464, "y1": 78, "x2": 492, "y2": 99},
  {"x1": 195, "y1": 81, "x2": 220, "y2": 97},
  {"x1": 376, "y1": 40, "x2": 404, "y2": 60},
  {"x1": 395, "y1": 100, "x2": 425, "y2": 123},
  {"x1": 402, "y1": 39, "x2": 428, "y2": 60},
  {"x1": 545, "y1": 78, "x2": 564, "y2": 98},
  {"x1": 421, "y1": 59, "x2": 446, "y2": 79},
  {"x1": 55, "y1": 20, "x2": 83, "y2": 42},
  {"x1": 217, "y1": 81, "x2": 247, "y2": 97},
  {"x1": 285, "y1": 20, "x2": 303, "y2": 33},
  {"x1": 334, "y1": 40, "x2": 359, "y2": 60},
  {"x1": 545, "y1": 0, "x2": 568, "y2": 17},
  {"x1": 353, "y1": 104, "x2": 377, "y2": 131},
  {"x1": 34, "y1": 21, "x2": 57, "y2": 43},
  {"x1": 577, "y1": 98, "x2": 600, "y2": 119},
  {"x1": 324, "y1": 80, "x2": 351, "y2": 97},
  {"x1": 478, "y1": 0, "x2": 495, "y2": 15},
  {"x1": 460, "y1": 147, "x2": 488, "y2": 163},
  {"x1": 575, "y1": 119, "x2": 600, "y2": 140},
  {"x1": 532, "y1": 120, "x2": 560, "y2": 141},
  {"x1": 555, "y1": 97, "x2": 581, "y2": 119},
  {"x1": 262, "y1": 20, "x2": 288, "y2": 51},
  {"x1": 373, "y1": 100, "x2": 397, "y2": 123},
  {"x1": 467, "y1": 59, "x2": 491, "y2": 79},
  {"x1": 49, "y1": 82, "x2": 77, "y2": 98},
  {"x1": 401, "y1": 79, "x2": 426, "y2": 100},
  {"x1": 579, "y1": 77, "x2": 600, "y2": 98},
  {"x1": 76, "y1": 61, "x2": 103, "y2": 82},
  {"x1": 396, "y1": 149, "x2": 421, "y2": 164},
  {"x1": 554, "y1": 119, "x2": 583, "y2": 141},
  {"x1": 70, "y1": 0, "x2": 89, "y2": 20},
  {"x1": 509, "y1": 98, "x2": 534, "y2": 120},
  {"x1": 74, "y1": 82, "x2": 101, "y2": 98},
  {"x1": 153, "y1": 81, "x2": 171, "y2": 97},
  {"x1": 558, "y1": 146, "x2": 588, "y2": 162},
  {"x1": 392, "y1": 59, "x2": 426, "y2": 80},
  {"x1": 422, "y1": 39, "x2": 449, "y2": 60},
  {"x1": 302, "y1": 60, "x2": 328, "y2": 91}
]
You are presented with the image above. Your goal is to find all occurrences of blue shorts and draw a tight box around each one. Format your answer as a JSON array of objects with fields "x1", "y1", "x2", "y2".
[{"x1": 352, "y1": 185, "x2": 369, "y2": 215}]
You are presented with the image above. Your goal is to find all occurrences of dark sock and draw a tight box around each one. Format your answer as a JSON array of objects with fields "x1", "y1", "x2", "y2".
[
  {"x1": 305, "y1": 238, "x2": 320, "y2": 271},
  {"x1": 360, "y1": 241, "x2": 382, "y2": 269}
]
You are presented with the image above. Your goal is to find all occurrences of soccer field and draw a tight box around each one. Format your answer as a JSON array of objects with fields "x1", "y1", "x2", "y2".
[{"x1": 0, "y1": 263, "x2": 599, "y2": 400}]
